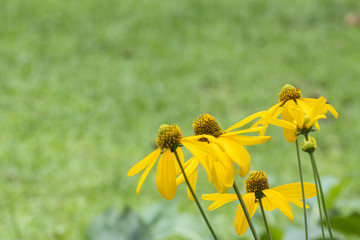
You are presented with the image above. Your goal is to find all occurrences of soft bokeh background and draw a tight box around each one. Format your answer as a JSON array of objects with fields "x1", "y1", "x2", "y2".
[{"x1": 1, "y1": 0, "x2": 360, "y2": 239}]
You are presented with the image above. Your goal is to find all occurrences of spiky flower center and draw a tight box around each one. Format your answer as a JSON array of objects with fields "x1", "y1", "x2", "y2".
[
  {"x1": 278, "y1": 84, "x2": 302, "y2": 102},
  {"x1": 156, "y1": 124, "x2": 182, "y2": 150},
  {"x1": 193, "y1": 114, "x2": 222, "y2": 138},
  {"x1": 245, "y1": 170, "x2": 269, "y2": 194}
]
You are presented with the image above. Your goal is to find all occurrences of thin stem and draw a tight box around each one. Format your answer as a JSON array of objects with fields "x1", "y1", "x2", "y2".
[
  {"x1": 295, "y1": 139, "x2": 308, "y2": 240},
  {"x1": 233, "y1": 182, "x2": 259, "y2": 240},
  {"x1": 259, "y1": 198, "x2": 272, "y2": 240},
  {"x1": 310, "y1": 158, "x2": 325, "y2": 239},
  {"x1": 309, "y1": 152, "x2": 334, "y2": 240},
  {"x1": 173, "y1": 149, "x2": 219, "y2": 240}
]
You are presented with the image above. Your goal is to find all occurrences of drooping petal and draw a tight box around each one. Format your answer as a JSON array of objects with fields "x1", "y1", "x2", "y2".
[
  {"x1": 218, "y1": 137, "x2": 251, "y2": 177},
  {"x1": 327, "y1": 104, "x2": 339, "y2": 119},
  {"x1": 223, "y1": 127, "x2": 264, "y2": 136},
  {"x1": 266, "y1": 117, "x2": 297, "y2": 131},
  {"x1": 201, "y1": 193, "x2": 238, "y2": 210},
  {"x1": 186, "y1": 165, "x2": 198, "y2": 201},
  {"x1": 181, "y1": 138, "x2": 219, "y2": 161},
  {"x1": 306, "y1": 114, "x2": 327, "y2": 129},
  {"x1": 225, "y1": 135, "x2": 271, "y2": 146},
  {"x1": 225, "y1": 111, "x2": 267, "y2": 132},
  {"x1": 234, "y1": 193, "x2": 258, "y2": 236},
  {"x1": 263, "y1": 189, "x2": 294, "y2": 221},
  {"x1": 271, "y1": 182, "x2": 317, "y2": 200},
  {"x1": 261, "y1": 195, "x2": 276, "y2": 211},
  {"x1": 297, "y1": 98, "x2": 315, "y2": 115},
  {"x1": 174, "y1": 148, "x2": 185, "y2": 175},
  {"x1": 288, "y1": 105, "x2": 305, "y2": 129},
  {"x1": 135, "y1": 153, "x2": 159, "y2": 195},
  {"x1": 156, "y1": 149, "x2": 177, "y2": 200},
  {"x1": 288, "y1": 199, "x2": 310, "y2": 209},
  {"x1": 251, "y1": 102, "x2": 283, "y2": 129},
  {"x1": 128, "y1": 148, "x2": 161, "y2": 176},
  {"x1": 176, "y1": 157, "x2": 200, "y2": 185},
  {"x1": 208, "y1": 155, "x2": 233, "y2": 192},
  {"x1": 281, "y1": 106, "x2": 298, "y2": 143}
]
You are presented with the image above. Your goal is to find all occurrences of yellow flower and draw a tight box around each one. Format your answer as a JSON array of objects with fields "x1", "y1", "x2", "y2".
[
  {"x1": 127, "y1": 124, "x2": 220, "y2": 200},
  {"x1": 177, "y1": 113, "x2": 271, "y2": 199},
  {"x1": 202, "y1": 170, "x2": 317, "y2": 236},
  {"x1": 253, "y1": 84, "x2": 338, "y2": 140},
  {"x1": 271, "y1": 96, "x2": 328, "y2": 142}
]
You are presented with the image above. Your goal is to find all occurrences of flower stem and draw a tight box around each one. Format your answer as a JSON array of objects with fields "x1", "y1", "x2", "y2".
[
  {"x1": 311, "y1": 158, "x2": 325, "y2": 239},
  {"x1": 173, "y1": 149, "x2": 219, "y2": 240},
  {"x1": 295, "y1": 139, "x2": 308, "y2": 240},
  {"x1": 259, "y1": 198, "x2": 272, "y2": 240},
  {"x1": 233, "y1": 182, "x2": 259, "y2": 240},
  {"x1": 309, "y1": 151, "x2": 333, "y2": 240}
]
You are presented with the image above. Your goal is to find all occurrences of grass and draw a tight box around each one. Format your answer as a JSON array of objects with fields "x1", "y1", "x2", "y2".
[{"x1": 1, "y1": 0, "x2": 360, "y2": 239}]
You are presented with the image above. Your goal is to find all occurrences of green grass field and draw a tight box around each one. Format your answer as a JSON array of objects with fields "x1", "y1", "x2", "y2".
[{"x1": 1, "y1": 0, "x2": 360, "y2": 239}]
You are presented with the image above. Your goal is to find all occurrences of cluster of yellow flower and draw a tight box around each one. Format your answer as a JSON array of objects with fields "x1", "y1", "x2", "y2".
[{"x1": 128, "y1": 84, "x2": 338, "y2": 239}]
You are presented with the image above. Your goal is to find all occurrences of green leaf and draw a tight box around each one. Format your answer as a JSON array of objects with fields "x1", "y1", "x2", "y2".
[{"x1": 331, "y1": 212, "x2": 360, "y2": 236}]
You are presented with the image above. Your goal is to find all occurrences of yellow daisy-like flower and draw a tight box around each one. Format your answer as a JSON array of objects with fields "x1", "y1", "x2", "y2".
[
  {"x1": 127, "y1": 124, "x2": 220, "y2": 200},
  {"x1": 253, "y1": 84, "x2": 338, "y2": 141},
  {"x1": 270, "y1": 96, "x2": 329, "y2": 143},
  {"x1": 177, "y1": 113, "x2": 271, "y2": 199},
  {"x1": 202, "y1": 170, "x2": 317, "y2": 236}
]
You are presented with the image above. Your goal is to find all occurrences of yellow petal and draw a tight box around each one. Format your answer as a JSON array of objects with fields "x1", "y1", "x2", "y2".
[
  {"x1": 176, "y1": 157, "x2": 199, "y2": 185},
  {"x1": 225, "y1": 111, "x2": 267, "y2": 132},
  {"x1": 251, "y1": 102, "x2": 283, "y2": 128},
  {"x1": 128, "y1": 148, "x2": 161, "y2": 176},
  {"x1": 156, "y1": 149, "x2": 177, "y2": 200},
  {"x1": 186, "y1": 165, "x2": 198, "y2": 201},
  {"x1": 135, "y1": 154, "x2": 159, "y2": 195},
  {"x1": 201, "y1": 193, "x2": 238, "y2": 210},
  {"x1": 208, "y1": 156, "x2": 233, "y2": 192},
  {"x1": 262, "y1": 189, "x2": 294, "y2": 221},
  {"x1": 181, "y1": 138, "x2": 219, "y2": 160},
  {"x1": 288, "y1": 199, "x2": 310, "y2": 209},
  {"x1": 306, "y1": 114, "x2": 327, "y2": 129},
  {"x1": 174, "y1": 148, "x2": 185, "y2": 175},
  {"x1": 234, "y1": 193, "x2": 258, "y2": 236},
  {"x1": 226, "y1": 135, "x2": 271, "y2": 146},
  {"x1": 271, "y1": 182, "x2": 317, "y2": 200},
  {"x1": 288, "y1": 105, "x2": 305, "y2": 129},
  {"x1": 218, "y1": 137, "x2": 251, "y2": 177},
  {"x1": 223, "y1": 127, "x2": 264, "y2": 136},
  {"x1": 281, "y1": 106, "x2": 298, "y2": 143},
  {"x1": 327, "y1": 103, "x2": 338, "y2": 119}
]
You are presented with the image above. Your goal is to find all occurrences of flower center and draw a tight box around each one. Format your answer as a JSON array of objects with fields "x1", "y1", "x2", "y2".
[
  {"x1": 278, "y1": 84, "x2": 302, "y2": 102},
  {"x1": 245, "y1": 170, "x2": 269, "y2": 194},
  {"x1": 193, "y1": 114, "x2": 222, "y2": 138},
  {"x1": 156, "y1": 124, "x2": 183, "y2": 150}
]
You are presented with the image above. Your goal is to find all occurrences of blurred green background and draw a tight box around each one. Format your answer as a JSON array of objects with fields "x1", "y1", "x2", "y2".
[{"x1": 1, "y1": 0, "x2": 360, "y2": 239}]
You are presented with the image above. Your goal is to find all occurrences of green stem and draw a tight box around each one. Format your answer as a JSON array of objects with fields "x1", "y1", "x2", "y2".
[
  {"x1": 295, "y1": 139, "x2": 308, "y2": 240},
  {"x1": 173, "y1": 149, "x2": 219, "y2": 240},
  {"x1": 259, "y1": 198, "x2": 272, "y2": 240},
  {"x1": 309, "y1": 151, "x2": 333, "y2": 240},
  {"x1": 310, "y1": 158, "x2": 325, "y2": 239},
  {"x1": 233, "y1": 182, "x2": 259, "y2": 240}
]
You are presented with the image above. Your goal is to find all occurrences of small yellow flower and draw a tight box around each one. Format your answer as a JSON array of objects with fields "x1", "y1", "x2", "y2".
[
  {"x1": 202, "y1": 170, "x2": 317, "y2": 236},
  {"x1": 127, "y1": 124, "x2": 220, "y2": 200},
  {"x1": 253, "y1": 84, "x2": 338, "y2": 141},
  {"x1": 177, "y1": 113, "x2": 271, "y2": 199}
]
